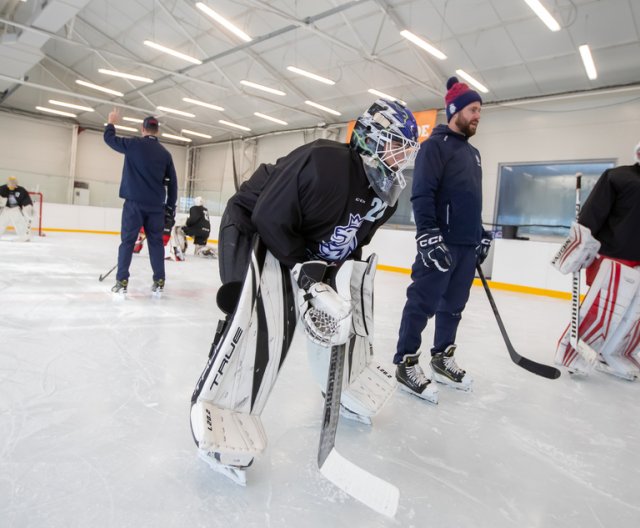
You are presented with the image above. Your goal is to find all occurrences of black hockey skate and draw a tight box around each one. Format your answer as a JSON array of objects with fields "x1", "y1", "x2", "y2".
[
  {"x1": 111, "y1": 279, "x2": 128, "y2": 295},
  {"x1": 395, "y1": 352, "x2": 438, "y2": 404},
  {"x1": 151, "y1": 278, "x2": 165, "y2": 295},
  {"x1": 430, "y1": 345, "x2": 473, "y2": 390}
]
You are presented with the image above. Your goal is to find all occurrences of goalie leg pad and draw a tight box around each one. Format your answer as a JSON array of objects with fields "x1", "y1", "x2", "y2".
[
  {"x1": 556, "y1": 259, "x2": 640, "y2": 378},
  {"x1": 190, "y1": 237, "x2": 297, "y2": 452}
]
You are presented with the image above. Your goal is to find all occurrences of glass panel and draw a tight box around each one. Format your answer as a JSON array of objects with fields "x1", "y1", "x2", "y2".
[{"x1": 496, "y1": 160, "x2": 616, "y2": 238}]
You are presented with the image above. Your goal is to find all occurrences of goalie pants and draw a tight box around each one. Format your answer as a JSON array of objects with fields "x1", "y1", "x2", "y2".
[
  {"x1": 182, "y1": 224, "x2": 209, "y2": 246},
  {"x1": 0, "y1": 206, "x2": 29, "y2": 238},
  {"x1": 394, "y1": 244, "x2": 477, "y2": 364},
  {"x1": 117, "y1": 200, "x2": 165, "y2": 282}
]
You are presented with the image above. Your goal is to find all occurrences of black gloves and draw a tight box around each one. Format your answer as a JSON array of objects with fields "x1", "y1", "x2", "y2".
[
  {"x1": 417, "y1": 228, "x2": 452, "y2": 272},
  {"x1": 476, "y1": 230, "x2": 493, "y2": 264},
  {"x1": 164, "y1": 205, "x2": 175, "y2": 229}
]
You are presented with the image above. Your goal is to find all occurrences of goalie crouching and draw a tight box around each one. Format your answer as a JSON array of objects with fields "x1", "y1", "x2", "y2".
[{"x1": 189, "y1": 99, "x2": 420, "y2": 484}]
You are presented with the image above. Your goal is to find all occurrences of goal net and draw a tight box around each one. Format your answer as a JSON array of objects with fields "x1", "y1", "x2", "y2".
[{"x1": 28, "y1": 191, "x2": 44, "y2": 237}]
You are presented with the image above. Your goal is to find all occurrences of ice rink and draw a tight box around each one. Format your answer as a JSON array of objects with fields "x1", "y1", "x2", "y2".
[{"x1": 1, "y1": 232, "x2": 638, "y2": 528}]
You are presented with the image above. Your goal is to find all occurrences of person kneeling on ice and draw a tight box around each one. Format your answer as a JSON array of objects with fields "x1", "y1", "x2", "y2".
[
  {"x1": 189, "y1": 99, "x2": 419, "y2": 485},
  {"x1": 552, "y1": 142, "x2": 640, "y2": 380},
  {"x1": 169, "y1": 196, "x2": 217, "y2": 259},
  {"x1": 0, "y1": 175, "x2": 34, "y2": 242}
]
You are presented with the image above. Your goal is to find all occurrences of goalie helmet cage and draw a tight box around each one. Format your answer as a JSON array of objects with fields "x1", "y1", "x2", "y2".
[{"x1": 28, "y1": 191, "x2": 44, "y2": 236}]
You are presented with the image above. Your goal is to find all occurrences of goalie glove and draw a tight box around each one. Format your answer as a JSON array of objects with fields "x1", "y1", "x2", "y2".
[
  {"x1": 417, "y1": 228, "x2": 452, "y2": 272},
  {"x1": 551, "y1": 222, "x2": 601, "y2": 274},
  {"x1": 292, "y1": 261, "x2": 352, "y2": 347}
]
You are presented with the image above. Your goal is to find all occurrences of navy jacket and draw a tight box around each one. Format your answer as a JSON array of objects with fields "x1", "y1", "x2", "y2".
[
  {"x1": 411, "y1": 124, "x2": 484, "y2": 245},
  {"x1": 104, "y1": 125, "x2": 178, "y2": 210}
]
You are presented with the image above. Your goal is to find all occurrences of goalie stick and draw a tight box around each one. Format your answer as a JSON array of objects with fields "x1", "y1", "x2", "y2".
[
  {"x1": 569, "y1": 173, "x2": 599, "y2": 365},
  {"x1": 318, "y1": 343, "x2": 399, "y2": 518},
  {"x1": 476, "y1": 264, "x2": 561, "y2": 379},
  {"x1": 98, "y1": 263, "x2": 117, "y2": 282}
]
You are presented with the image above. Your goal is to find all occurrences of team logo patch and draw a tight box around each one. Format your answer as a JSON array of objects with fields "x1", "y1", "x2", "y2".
[{"x1": 318, "y1": 214, "x2": 363, "y2": 261}]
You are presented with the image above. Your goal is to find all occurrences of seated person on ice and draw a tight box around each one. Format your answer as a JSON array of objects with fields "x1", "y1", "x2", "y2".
[{"x1": 189, "y1": 99, "x2": 420, "y2": 484}]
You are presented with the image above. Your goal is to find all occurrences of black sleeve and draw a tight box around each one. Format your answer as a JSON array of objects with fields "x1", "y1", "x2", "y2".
[
  {"x1": 18, "y1": 186, "x2": 33, "y2": 207},
  {"x1": 0, "y1": 185, "x2": 8, "y2": 198},
  {"x1": 579, "y1": 170, "x2": 614, "y2": 237},
  {"x1": 186, "y1": 206, "x2": 202, "y2": 227}
]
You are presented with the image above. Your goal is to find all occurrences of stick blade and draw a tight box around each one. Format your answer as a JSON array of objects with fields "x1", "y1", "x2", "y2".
[
  {"x1": 515, "y1": 355, "x2": 561, "y2": 379},
  {"x1": 319, "y1": 448, "x2": 399, "y2": 518}
]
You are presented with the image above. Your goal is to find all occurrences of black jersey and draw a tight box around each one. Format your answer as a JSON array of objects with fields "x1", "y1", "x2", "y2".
[
  {"x1": 224, "y1": 139, "x2": 397, "y2": 267},
  {"x1": 579, "y1": 164, "x2": 640, "y2": 260},
  {"x1": 0, "y1": 185, "x2": 33, "y2": 209},
  {"x1": 185, "y1": 205, "x2": 211, "y2": 235}
]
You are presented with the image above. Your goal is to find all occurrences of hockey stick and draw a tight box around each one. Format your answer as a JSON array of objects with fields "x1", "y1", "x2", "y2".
[
  {"x1": 98, "y1": 264, "x2": 117, "y2": 282},
  {"x1": 568, "y1": 174, "x2": 599, "y2": 365},
  {"x1": 318, "y1": 343, "x2": 399, "y2": 518},
  {"x1": 476, "y1": 264, "x2": 561, "y2": 379}
]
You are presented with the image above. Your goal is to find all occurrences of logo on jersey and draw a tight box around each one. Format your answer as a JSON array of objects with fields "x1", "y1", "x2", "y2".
[{"x1": 318, "y1": 213, "x2": 364, "y2": 261}]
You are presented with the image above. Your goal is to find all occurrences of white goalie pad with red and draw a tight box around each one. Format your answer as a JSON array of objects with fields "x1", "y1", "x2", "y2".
[
  {"x1": 555, "y1": 259, "x2": 640, "y2": 378},
  {"x1": 551, "y1": 222, "x2": 601, "y2": 274}
]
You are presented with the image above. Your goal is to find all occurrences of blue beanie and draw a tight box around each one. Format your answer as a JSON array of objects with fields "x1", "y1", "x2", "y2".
[{"x1": 445, "y1": 76, "x2": 482, "y2": 121}]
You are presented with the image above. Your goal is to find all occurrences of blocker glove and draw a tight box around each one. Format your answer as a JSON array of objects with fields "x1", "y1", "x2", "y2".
[
  {"x1": 476, "y1": 230, "x2": 493, "y2": 264},
  {"x1": 417, "y1": 228, "x2": 452, "y2": 272}
]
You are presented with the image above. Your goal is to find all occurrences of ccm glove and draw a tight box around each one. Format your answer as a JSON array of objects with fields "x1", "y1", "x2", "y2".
[
  {"x1": 476, "y1": 230, "x2": 493, "y2": 264},
  {"x1": 292, "y1": 261, "x2": 352, "y2": 346},
  {"x1": 417, "y1": 228, "x2": 452, "y2": 272}
]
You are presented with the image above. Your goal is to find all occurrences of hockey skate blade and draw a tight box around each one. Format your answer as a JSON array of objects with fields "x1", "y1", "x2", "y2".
[
  {"x1": 319, "y1": 448, "x2": 399, "y2": 518},
  {"x1": 198, "y1": 450, "x2": 247, "y2": 486},
  {"x1": 431, "y1": 370, "x2": 473, "y2": 392},
  {"x1": 397, "y1": 382, "x2": 439, "y2": 404}
]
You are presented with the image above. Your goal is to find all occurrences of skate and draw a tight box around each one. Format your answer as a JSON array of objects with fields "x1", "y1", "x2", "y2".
[
  {"x1": 111, "y1": 279, "x2": 128, "y2": 296},
  {"x1": 339, "y1": 404, "x2": 372, "y2": 425},
  {"x1": 151, "y1": 278, "x2": 165, "y2": 296},
  {"x1": 395, "y1": 352, "x2": 439, "y2": 404},
  {"x1": 198, "y1": 450, "x2": 253, "y2": 486},
  {"x1": 430, "y1": 345, "x2": 473, "y2": 391}
]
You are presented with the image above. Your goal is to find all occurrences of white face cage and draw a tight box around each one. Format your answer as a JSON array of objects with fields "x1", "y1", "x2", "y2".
[{"x1": 375, "y1": 129, "x2": 419, "y2": 177}]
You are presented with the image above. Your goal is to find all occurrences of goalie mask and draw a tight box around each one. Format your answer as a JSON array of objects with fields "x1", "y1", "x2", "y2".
[{"x1": 350, "y1": 99, "x2": 419, "y2": 206}]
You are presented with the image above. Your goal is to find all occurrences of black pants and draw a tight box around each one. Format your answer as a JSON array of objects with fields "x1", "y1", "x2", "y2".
[
  {"x1": 182, "y1": 224, "x2": 209, "y2": 246},
  {"x1": 218, "y1": 211, "x2": 254, "y2": 285}
]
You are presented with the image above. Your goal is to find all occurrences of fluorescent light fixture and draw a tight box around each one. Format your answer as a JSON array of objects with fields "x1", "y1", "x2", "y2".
[
  {"x1": 36, "y1": 106, "x2": 76, "y2": 118},
  {"x1": 454, "y1": 70, "x2": 489, "y2": 93},
  {"x1": 219, "y1": 120, "x2": 251, "y2": 132},
  {"x1": 123, "y1": 116, "x2": 144, "y2": 123},
  {"x1": 524, "y1": 0, "x2": 561, "y2": 31},
  {"x1": 367, "y1": 89, "x2": 406, "y2": 105},
  {"x1": 240, "y1": 80, "x2": 286, "y2": 96},
  {"x1": 98, "y1": 68, "x2": 154, "y2": 83},
  {"x1": 578, "y1": 44, "x2": 597, "y2": 80},
  {"x1": 195, "y1": 2, "x2": 252, "y2": 42},
  {"x1": 143, "y1": 40, "x2": 202, "y2": 65},
  {"x1": 182, "y1": 97, "x2": 224, "y2": 111},
  {"x1": 287, "y1": 66, "x2": 335, "y2": 85},
  {"x1": 48, "y1": 99, "x2": 94, "y2": 112},
  {"x1": 75, "y1": 79, "x2": 124, "y2": 96},
  {"x1": 181, "y1": 129, "x2": 212, "y2": 139},
  {"x1": 254, "y1": 112, "x2": 288, "y2": 126},
  {"x1": 304, "y1": 100, "x2": 341, "y2": 116},
  {"x1": 104, "y1": 123, "x2": 139, "y2": 132},
  {"x1": 156, "y1": 106, "x2": 196, "y2": 118},
  {"x1": 162, "y1": 133, "x2": 192, "y2": 142},
  {"x1": 400, "y1": 30, "x2": 447, "y2": 60}
]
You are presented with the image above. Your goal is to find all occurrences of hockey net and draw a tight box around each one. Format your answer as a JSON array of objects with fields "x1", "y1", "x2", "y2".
[{"x1": 29, "y1": 191, "x2": 44, "y2": 237}]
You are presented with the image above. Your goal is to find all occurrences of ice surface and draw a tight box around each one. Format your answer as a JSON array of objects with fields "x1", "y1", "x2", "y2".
[{"x1": 1, "y1": 233, "x2": 638, "y2": 528}]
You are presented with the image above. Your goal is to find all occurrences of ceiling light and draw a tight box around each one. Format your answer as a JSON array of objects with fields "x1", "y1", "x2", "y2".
[
  {"x1": 240, "y1": 80, "x2": 286, "y2": 96},
  {"x1": 524, "y1": 0, "x2": 561, "y2": 32},
  {"x1": 181, "y1": 129, "x2": 212, "y2": 139},
  {"x1": 156, "y1": 106, "x2": 196, "y2": 118},
  {"x1": 454, "y1": 70, "x2": 489, "y2": 93},
  {"x1": 36, "y1": 106, "x2": 76, "y2": 118},
  {"x1": 367, "y1": 89, "x2": 406, "y2": 105},
  {"x1": 304, "y1": 100, "x2": 341, "y2": 116},
  {"x1": 254, "y1": 112, "x2": 288, "y2": 126},
  {"x1": 287, "y1": 66, "x2": 335, "y2": 85},
  {"x1": 48, "y1": 99, "x2": 94, "y2": 112},
  {"x1": 578, "y1": 44, "x2": 597, "y2": 80},
  {"x1": 123, "y1": 116, "x2": 144, "y2": 123},
  {"x1": 219, "y1": 120, "x2": 251, "y2": 132},
  {"x1": 182, "y1": 97, "x2": 224, "y2": 111},
  {"x1": 195, "y1": 2, "x2": 252, "y2": 42},
  {"x1": 162, "y1": 133, "x2": 192, "y2": 142},
  {"x1": 104, "y1": 123, "x2": 138, "y2": 132},
  {"x1": 400, "y1": 30, "x2": 447, "y2": 60},
  {"x1": 98, "y1": 69, "x2": 154, "y2": 83},
  {"x1": 75, "y1": 79, "x2": 124, "y2": 97},
  {"x1": 143, "y1": 40, "x2": 202, "y2": 65}
]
